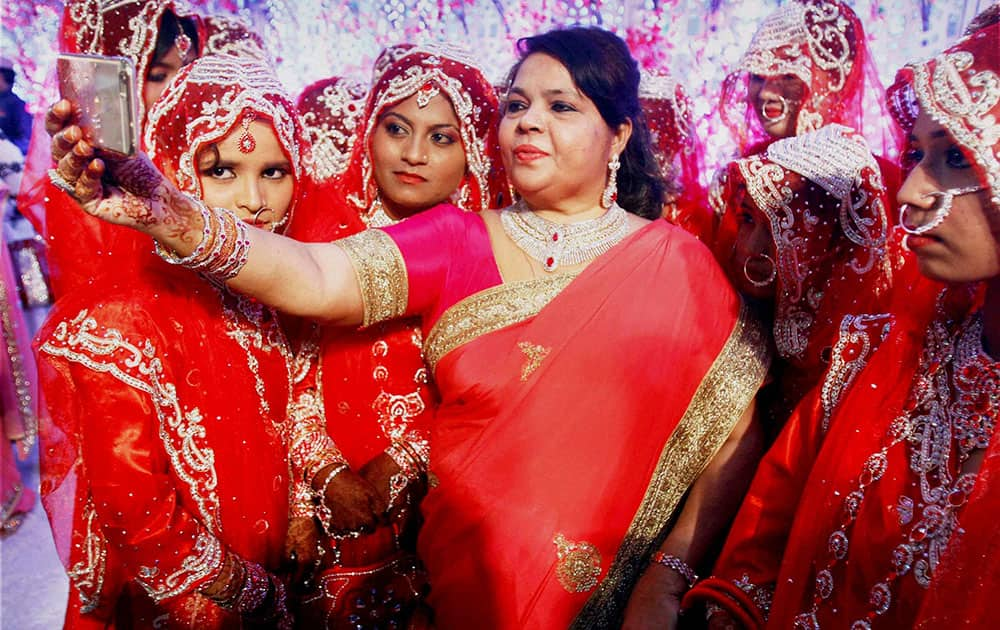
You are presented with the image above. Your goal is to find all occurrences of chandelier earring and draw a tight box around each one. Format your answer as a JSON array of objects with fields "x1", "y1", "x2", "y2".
[
  {"x1": 601, "y1": 154, "x2": 621, "y2": 210},
  {"x1": 743, "y1": 253, "x2": 777, "y2": 288}
]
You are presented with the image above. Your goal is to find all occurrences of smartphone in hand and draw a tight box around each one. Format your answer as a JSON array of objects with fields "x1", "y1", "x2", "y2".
[{"x1": 56, "y1": 53, "x2": 139, "y2": 157}]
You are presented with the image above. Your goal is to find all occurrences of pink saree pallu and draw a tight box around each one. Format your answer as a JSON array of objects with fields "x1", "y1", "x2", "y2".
[{"x1": 412, "y1": 220, "x2": 770, "y2": 628}]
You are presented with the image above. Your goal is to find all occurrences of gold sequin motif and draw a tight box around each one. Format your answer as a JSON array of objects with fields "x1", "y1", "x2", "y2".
[
  {"x1": 518, "y1": 341, "x2": 550, "y2": 381},
  {"x1": 554, "y1": 533, "x2": 603, "y2": 594}
]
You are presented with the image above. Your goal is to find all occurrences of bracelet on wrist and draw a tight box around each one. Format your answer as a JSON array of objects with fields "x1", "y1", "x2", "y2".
[
  {"x1": 155, "y1": 200, "x2": 251, "y2": 281},
  {"x1": 650, "y1": 551, "x2": 699, "y2": 589}
]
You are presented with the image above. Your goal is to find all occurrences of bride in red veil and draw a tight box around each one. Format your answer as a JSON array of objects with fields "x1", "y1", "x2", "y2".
[
  {"x1": 685, "y1": 15, "x2": 1000, "y2": 628},
  {"x1": 36, "y1": 53, "x2": 311, "y2": 628}
]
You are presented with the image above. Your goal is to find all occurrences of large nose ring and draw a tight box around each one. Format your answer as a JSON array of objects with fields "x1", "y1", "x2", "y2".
[
  {"x1": 253, "y1": 206, "x2": 272, "y2": 223},
  {"x1": 760, "y1": 95, "x2": 799, "y2": 124},
  {"x1": 898, "y1": 185, "x2": 984, "y2": 236}
]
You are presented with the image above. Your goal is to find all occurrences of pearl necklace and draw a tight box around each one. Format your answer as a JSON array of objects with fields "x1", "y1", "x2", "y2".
[{"x1": 500, "y1": 199, "x2": 630, "y2": 272}]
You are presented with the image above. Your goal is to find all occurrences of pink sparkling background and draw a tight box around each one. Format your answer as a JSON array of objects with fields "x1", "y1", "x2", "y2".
[{"x1": 0, "y1": 0, "x2": 987, "y2": 174}]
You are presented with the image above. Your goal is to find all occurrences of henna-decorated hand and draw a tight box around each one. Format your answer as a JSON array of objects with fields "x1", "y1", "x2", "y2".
[
  {"x1": 319, "y1": 468, "x2": 384, "y2": 535},
  {"x1": 46, "y1": 100, "x2": 202, "y2": 247},
  {"x1": 359, "y1": 451, "x2": 428, "y2": 520},
  {"x1": 283, "y1": 517, "x2": 320, "y2": 592}
]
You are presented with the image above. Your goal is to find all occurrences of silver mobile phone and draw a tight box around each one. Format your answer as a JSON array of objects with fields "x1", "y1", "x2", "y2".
[{"x1": 56, "y1": 53, "x2": 139, "y2": 157}]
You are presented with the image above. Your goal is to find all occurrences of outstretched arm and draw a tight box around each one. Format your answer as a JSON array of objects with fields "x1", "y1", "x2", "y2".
[{"x1": 47, "y1": 100, "x2": 363, "y2": 324}]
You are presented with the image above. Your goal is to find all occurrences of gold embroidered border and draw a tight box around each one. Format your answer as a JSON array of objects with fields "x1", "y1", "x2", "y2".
[
  {"x1": 571, "y1": 302, "x2": 771, "y2": 628},
  {"x1": 336, "y1": 230, "x2": 409, "y2": 327},
  {"x1": 423, "y1": 274, "x2": 578, "y2": 370}
]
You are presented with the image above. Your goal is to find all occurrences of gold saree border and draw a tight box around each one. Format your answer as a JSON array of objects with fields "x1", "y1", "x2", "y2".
[
  {"x1": 423, "y1": 274, "x2": 578, "y2": 370},
  {"x1": 337, "y1": 229, "x2": 409, "y2": 327},
  {"x1": 571, "y1": 302, "x2": 771, "y2": 628}
]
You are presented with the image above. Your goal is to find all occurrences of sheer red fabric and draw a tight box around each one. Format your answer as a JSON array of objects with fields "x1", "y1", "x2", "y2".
[
  {"x1": 21, "y1": 0, "x2": 206, "y2": 299},
  {"x1": 295, "y1": 43, "x2": 508, "y2": 239},
  {"x1": 639, "y1": 70, "x2": 713, "y2": 243},
  {"x1": 144, "y1": 53, "x2": 312, "y2": 229},
  {"x1": 36, "y1": 54, "x2": 306, "y2": 628},
  {"x1": 713, "y1": 124, "x2": 893, "y2": 421},
  {"x1": 720, "y1": 0, "x2": 901, "y2": 159},
  {"x1": 296, "y1": 76, "x2": 367, "y2": 184}
]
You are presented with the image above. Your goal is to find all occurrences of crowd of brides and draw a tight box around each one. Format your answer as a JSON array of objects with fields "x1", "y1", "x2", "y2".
[{"x1": 1, "y1": 0, "x2": 996, "y2": 627}]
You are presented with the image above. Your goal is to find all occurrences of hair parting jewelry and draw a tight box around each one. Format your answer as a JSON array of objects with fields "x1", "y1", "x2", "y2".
[
  {"x1": 601, "y1": 154, "x2": 621, "y2": 209},
  {"x1": 238, "y1": 112, "x2": 257, "y2": 153},
  {"x1": 743, "y1": 252, "x2": 777, "y2": 287},
  {"x1": 898, "y1": 185, "x2": 986, "y2": 236},
  {"x1": 174, "y1": 33, "x2": 193, "y2": 63}
]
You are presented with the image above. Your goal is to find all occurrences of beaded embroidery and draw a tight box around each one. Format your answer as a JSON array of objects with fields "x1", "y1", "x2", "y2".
[
  {"x1": 41, "y1": 310, "x2": 224, "y2": 534},
  {"x1": 424, "y1": 274, "x2": 578, "y2": 370},
  {"x1": 66, "y1": 497, "x2": 108, "y2": 613},
  {"x1": 738, "y1": 0, "x2": 858, "y2": 134},
  {"x1": 299, "y1": 77, "x2": 367, "y2": 182},
  {"x1": 144, "y1": 55, "x2": 307, "y2": 208},
  {"x1": 736, "y1": 125, "x2": 889, "y2": 360},
  {"x1": 554, "y1": 533, "x2": 603, "y2": 593},
  {"x1": 137, "y1": 530, "x2": 224, "y2": 602},
  {"x1": 794, "y1": 297, "x2": 998, "y2": 628},
  {"x1": 346, "y1": 43, "x2": 501, "y2": 220},
  {"x1": 336, "y1": 230, "x2": 409, "y2": 328},
  {"x1": 895, "y1": 33, "x2": 1000, "y2": 209},
  {"x1": 819, "y1": 313, "x2": 892, "y2": 431}
]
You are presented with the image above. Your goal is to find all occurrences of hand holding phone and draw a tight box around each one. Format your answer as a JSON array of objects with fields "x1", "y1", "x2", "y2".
[{"x1": 56, "y1": 53, "x2": 138, "y2": 157}]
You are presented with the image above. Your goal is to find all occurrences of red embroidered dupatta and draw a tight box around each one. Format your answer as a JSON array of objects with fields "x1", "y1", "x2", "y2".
[{"x1": 391, "y1": 220, "x2": 770, "y2": 628}]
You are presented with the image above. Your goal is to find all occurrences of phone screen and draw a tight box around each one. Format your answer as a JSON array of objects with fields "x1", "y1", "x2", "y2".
[{"x1": 56, "y1": 53, "x2": 138, "y2": 157}]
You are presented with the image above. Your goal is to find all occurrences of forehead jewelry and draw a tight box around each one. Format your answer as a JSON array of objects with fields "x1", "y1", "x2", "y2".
[
  {"x1": 416, "y1": 81, "x2": 441, "y2": 108},
  {"x1": 175, "y1": 33, "x2": 193, "y2": 64},
  {"x1": 238, "y1": 112, "x2": 257, "y2": 153},
  {"x1": 898, "y1": 185, "x2": 985, "y2": 236}
]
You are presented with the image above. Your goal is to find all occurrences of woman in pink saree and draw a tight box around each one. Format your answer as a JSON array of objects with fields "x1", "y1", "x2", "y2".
[{"x1": 48, "y1": 26, "x2": 770, "y2": 628}]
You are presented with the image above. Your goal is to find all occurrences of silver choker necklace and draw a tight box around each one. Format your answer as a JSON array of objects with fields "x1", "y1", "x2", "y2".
[
  {"x1": 500, "y1": 199, "x2": 629, "y2": 272},
  {"x1": 363, "y1": 196, "x2": 398, "y2": 228}
]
